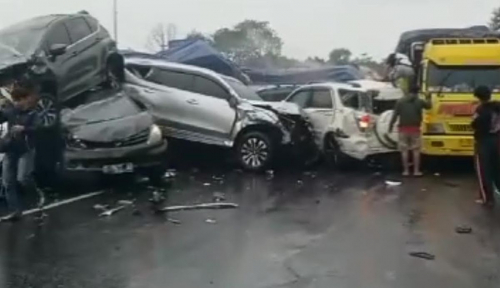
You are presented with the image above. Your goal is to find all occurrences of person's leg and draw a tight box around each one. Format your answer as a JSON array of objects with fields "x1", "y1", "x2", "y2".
[
  {"x1": 492, "y1": 137, "x2": 500, "y2": 199},
  {"x1": 412, "y1": 134, "x2": 423, "y2": 176},
  {"x1": 2, "y1": 153, "x2": 22, "y2": 219},
  {"x1": 398, "y1": 133, "x2": 410, "y2": 176},
  {"x1": 475, "y1": 141, "x2": 495, "y2": 204},
  {"x1": 17, "y1": 150, "x2": 43, "y2": 207}
]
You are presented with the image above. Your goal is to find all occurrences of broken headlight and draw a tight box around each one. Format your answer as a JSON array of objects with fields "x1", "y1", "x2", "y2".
[
  {"x1": 66, "y1": 134, "x2": 87, "y2": 149},
  {"x1": 147, "y1": 125, "x2": 163, "y2": 145}
]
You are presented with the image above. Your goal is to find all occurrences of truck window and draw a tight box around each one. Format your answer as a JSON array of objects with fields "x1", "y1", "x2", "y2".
[{"x1": 427, "y1": 63, "x2": 500, "y2": 93}]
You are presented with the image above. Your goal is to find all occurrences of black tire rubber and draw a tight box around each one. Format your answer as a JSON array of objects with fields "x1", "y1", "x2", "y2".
[
  {"x1": 102, "y1": 62, "x2": 123, "y2": 90},
  {"x1": 323, "y1": 134, "x2": 356, "y2": 170},
  {"x1": 236, "y1": 131, "x2": 274, "y2": 172},
  {"x1": 145, "y1": 165, "x2": 167, "y2": 184}
]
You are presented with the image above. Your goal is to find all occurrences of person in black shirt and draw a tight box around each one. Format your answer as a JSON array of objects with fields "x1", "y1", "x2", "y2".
[
  {"x1": 0, "y1": 81, "x2": 42, "y2": 221},
  {"x1": 471, "y1": 86, "x2": 500, "y2": 206}
]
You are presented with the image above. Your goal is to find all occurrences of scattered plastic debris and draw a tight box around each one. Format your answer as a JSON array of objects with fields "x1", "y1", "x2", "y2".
[
  {"x1": 149, "y1": 191, "x2": 165, "y2": 204},
  {"x1": 160, "y1": 202, "x2": 239, "y2": 212},
  {"x1": 204, "y1": 183, "x2": 212, "y2": 187},
  {"x1": 205, "y1": 219, "x2": 217, "y2": 224},
  {"x1": 117, "y1": 200, "x2": 134, "y2": 206},
  {"x1": 163, "y1": 170, "x2": 177, "y2": 179},
  {"x1": 213, "y1": 192, "x2": 226, "y2": 202},
  {"x1": 434, "y1": 173, "x2": 441, "y2": 176},
  {"x1": 297, "y1": 180, "x2": 304, "y2": 185},
  {"x1": 455, "y1": 226, "x2": 472, "y2": 234},
  {"x1": 167, "y1": 218, "x2": 181, "y2": 225},
  {"x1": 385, "y1": 181, "x2": 402, "y2": 186},
  {"x1": 409, "y1": 252, "x2": 435, "y2": 260},
  {"x1": 99, "y1": 205, "x2": 128, "y2": 217},
  {"x1": 93, "y1": 204, "x2": 109, "y2": 212},
  {"x1": 266, "y1": 170, "x2": 274, "y2": 179}
]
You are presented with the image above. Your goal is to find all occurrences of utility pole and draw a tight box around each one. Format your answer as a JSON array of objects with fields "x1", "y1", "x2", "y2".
[{"x1": 113, "y1": 0, "x2": 118, "y2": 42}]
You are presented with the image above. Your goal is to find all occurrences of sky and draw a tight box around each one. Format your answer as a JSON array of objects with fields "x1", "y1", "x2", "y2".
[{"x1": 0, "y1": 0, "x2": 498, "y2": 61}]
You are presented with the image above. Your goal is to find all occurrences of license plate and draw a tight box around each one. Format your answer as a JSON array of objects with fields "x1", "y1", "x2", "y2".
[
  {"x1": 102, "y1": 163, "x2": 134, "y2": 174},
  {"x1": 459, "y1": 139, "x2": 473, "y2": 147}
]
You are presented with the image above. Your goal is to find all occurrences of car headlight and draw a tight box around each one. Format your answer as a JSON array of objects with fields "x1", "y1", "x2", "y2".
[
  {"x1": 66, "y1": 134, "x2": 87, "y2": 149},
  {"x1": 147, "y1": 125, "x2": 163, "y2": 145},
  {"x1": 425, "y1": 123, "x2": 445, "y2": 134}
]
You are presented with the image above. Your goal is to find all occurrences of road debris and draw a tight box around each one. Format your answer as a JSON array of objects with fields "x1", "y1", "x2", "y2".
[
  {"x1": 455, "y1": 226, "x2": 472, "y2": 234},
  {"x1": 434, "y1": 173, "x2": 441, "y2": 176},
  {"x1": 117, "y1": 200, "x2": 134, "y2": 206},
  {"x1": 385, "y1": 181, "x2": 402, "y2": 186},
  {"x1": 93, "y1": 204, "x2": 109, "y2": 212},
  {"x1": 409, "y1": 252, "x2": 435, "y2": 260},
  {"x1": 160, "y1": 202, "x2": 239, "y2": 212},
  {"x1": 297, "y1": 180, "x2": 304, "y2": 185},
  {"x1": 205, "y1": 219, "x2": 217, "y2": 224},
  {"x1": 204, "y1": 183, "x2": 212, "y2": 187},
  {"x1": 167, "y1": 218, "x2": 182, "y2": 225},
  {"x1": 266, "y1": 170, "x2": 274, "y2": 179},
  {"x1": 99, "y1": 205, "x2": 128, "y2": 217},
  {"x1": 149, "y1": 191, "x2": 166, "y2": 204},
  {"x1": 213, "y1": 192, "x2": 226, "y2": 202},
  {"x1": 163, "y1": 170, "x2": 177, "y2": 179}
]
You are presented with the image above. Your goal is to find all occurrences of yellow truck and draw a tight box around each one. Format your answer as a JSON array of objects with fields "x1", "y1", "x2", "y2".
[{"x1": 392, "y1": 27, "x2": 500, "y2": 156}]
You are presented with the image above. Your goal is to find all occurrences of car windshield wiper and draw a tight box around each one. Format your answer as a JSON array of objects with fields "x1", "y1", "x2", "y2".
[{"x1": 435, "y1": 70, "x2": 455, "y2": 98}]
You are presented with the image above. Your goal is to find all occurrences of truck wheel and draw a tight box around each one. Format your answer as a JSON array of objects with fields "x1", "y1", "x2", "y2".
[
  {"x1": 324, "y1": 134, "x2": 356, "y2": 170},
  {"x1": 236, "y1": 131, "x2": 274, "y2": 172}
]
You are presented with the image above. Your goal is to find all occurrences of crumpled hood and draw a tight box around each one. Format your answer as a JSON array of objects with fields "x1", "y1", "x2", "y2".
[
  {"x1": 62, "y1": 92, "x2": 153, "y2": 142},
  {"x1": 247, "y1": 100, "x2": 303, "y2": 116},
  {"x1": 0, "y1": 44, "x2": 29, "y2": 72}
]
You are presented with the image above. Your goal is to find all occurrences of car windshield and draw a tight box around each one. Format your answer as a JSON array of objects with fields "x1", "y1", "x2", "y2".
[
  {"x1": 225, "y1": 78, "x2": 263, "y2": 101},
  {"x1": 427, "y1": 63, "x2": 500, "y2": 93}
]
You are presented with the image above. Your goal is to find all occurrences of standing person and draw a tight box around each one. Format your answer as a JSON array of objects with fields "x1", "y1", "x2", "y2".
[
  {"x1": 471, "y1": 85, "x2": 500, "y2": 206},
  {"x1": 389, "y1": 85, "x2": 431, "y2": 176},
  {"x1": 0, "y1": 81, "x2": 42, "y2": 222}
]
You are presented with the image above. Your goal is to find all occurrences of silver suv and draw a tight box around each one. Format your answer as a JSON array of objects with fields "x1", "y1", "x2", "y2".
[{"x1": 124, "y1": 57, "x2": 295, "y2": 171}]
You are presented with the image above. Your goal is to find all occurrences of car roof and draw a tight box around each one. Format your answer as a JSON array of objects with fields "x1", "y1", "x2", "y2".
[
  {"x1": 125, "y1": 56, "x2": 228, "y2": 82},
  {"x1": 0, "y1": 13, "x2": 93, "y2": 32},
  {"x1": 297, "y1": 82, "x2": 366, "y2": 92}
]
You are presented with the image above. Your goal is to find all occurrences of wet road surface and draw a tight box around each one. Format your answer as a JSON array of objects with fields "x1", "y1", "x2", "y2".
[{"x1": 1, "y1": 159, "x2": 500, "y2": 288}]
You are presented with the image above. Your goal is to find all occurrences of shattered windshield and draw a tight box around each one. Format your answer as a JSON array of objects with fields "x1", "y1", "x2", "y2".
[
  {"x1": 427, "y1": 63, "x2": 500, "y2": 93},
  {"x1": 225, "y1": 77, "x2": 263, "y2": 101},
  {"x1": 0, "y1": 26, "x2": 45, "y2": 56}
]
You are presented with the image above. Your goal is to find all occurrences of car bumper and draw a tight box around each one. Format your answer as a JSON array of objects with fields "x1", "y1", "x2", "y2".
[
  {"x1": 421, "y1": 135, "x2": 473, "y2": 156},
  {"x1": 63, "y1": 140, "x2": 168, "y2": 173}
]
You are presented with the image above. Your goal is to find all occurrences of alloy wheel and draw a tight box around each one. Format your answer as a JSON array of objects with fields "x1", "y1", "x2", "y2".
[
  {"x1": 36, "y1": 97, "x2": 58, "y2": 128},
  {"x1": 240, "y1": 137, "x2": 269, "y2": 169}
]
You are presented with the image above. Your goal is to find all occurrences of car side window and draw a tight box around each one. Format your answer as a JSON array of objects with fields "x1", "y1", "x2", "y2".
[
  {"x1": 310, "y1": 89, "x2": 333, "y2": 109},
  {"x1": 145, "y1": 68, "x2": 194, "y2": 91},
  {"x1": 65, "y1": 17, "x2": 92, "y2": 43},
  {"x1": 45, "y1": 23, "x2": 72, "y2": 47},
  {"x1": 287, "y1": 90, "x2": 311, "y2": 108},
  {"x1": 339, "y1": 89, "x2": 359, "y2": 109},
  {"x1": 84, "y1": 17, "x2": 99, "y2": 33},
  {"x1": 192, "y1": 76, "x2": 230, "y2": 99}
]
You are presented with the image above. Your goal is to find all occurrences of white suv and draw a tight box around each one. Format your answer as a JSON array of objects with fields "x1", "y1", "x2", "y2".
[{"x1": 284, "y1": 82, "x2": 397, "y2": 168}]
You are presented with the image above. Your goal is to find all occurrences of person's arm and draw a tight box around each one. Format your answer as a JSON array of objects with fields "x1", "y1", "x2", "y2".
[
  {"x1": 23, "y1": 111, "x2": 42, "y2": 133},
  {"x1": 471, "y1": 106, "x2": 490, "y2": 134},
  {"x1": 389, "y1": 101, "x2": 400, "y2": 132},
  {"x1": 421, "y1": 98, "x2": 432, "y2": 110}
]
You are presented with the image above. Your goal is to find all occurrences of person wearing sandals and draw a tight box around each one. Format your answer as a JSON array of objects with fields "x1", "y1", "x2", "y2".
[
  {"x1": 471, "y1": 86, "x2": 500, "y2": 207},
  {"x1": 389, "y1": 84, "x2": 431, "y2": 177}
]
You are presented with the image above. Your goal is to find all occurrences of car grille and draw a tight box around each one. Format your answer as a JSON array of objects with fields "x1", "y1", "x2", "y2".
[
  {"x1": 448, "y1": 124, "x2": 473, "y2": 133},
  {"x1": 81, "y1": 129, "x2": 150, "y2": 149}
]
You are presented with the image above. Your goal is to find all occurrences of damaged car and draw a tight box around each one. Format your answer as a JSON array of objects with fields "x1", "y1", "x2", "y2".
[
  {"x1": 0, "y1": 11, "x2": 124, "y2": 127},
  {"x1": 123, "y1": 57, "x2": 317, "y2": 171},
  {"x1": 60, "y1": 90, "x2": 168, "y2": 180},
  {"x1": 284, "y1": 82, "x2": 399, "y2": 169}
]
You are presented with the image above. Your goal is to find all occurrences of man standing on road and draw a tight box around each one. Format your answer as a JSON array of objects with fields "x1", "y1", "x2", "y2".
[
  {"x1": 471, "y1": 86, "x2": 500, "y2": 206},
  {"x1": 0, "y1": 81, "x2": 43, "y2": 222},
  {"x1": 389, "y1": 85, "x2": 431, "y2": 177}
]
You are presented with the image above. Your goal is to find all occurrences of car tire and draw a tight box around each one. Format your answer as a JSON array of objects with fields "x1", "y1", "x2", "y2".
[
  {"x1": 324, "y1": 134, "x2": 356, "y2": 170},
  {"x1": 236, "y1": 131, "x2": 274, "y2": 172},
  {"x1": 36, "y1": 93, "x2": 59, "y2": 129}
]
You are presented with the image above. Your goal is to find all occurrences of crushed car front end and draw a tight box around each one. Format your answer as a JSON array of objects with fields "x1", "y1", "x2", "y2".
[{"x1": 61, "y1": 93, "x2": 168, "y2": 179}]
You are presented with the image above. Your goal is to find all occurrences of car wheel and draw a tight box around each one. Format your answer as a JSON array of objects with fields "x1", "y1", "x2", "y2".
[
  {"x1": 103, "y1": 63, "x2": 122, "y2": 90},
  {"x1": 35, "y1": 93, "x2": 58, "y2": 129},
  {"x1": 324, "y1": 134, "x2": 356, "y2": 170},
  {"x1": 236, "y1": 131, "x2": 274, "y2": 172}
]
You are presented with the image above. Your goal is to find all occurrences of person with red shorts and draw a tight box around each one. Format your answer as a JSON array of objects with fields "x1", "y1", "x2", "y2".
[{"x1": 389, "y1": 86, "x2": 431, "y2": 176}]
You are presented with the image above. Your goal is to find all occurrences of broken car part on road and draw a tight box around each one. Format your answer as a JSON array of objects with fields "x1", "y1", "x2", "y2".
[{"x1": 160, "y1": 202, "x2": 239, "y2": 212}]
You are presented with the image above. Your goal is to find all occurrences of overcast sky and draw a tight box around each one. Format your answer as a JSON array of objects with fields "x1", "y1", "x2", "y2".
[{"x1": 0, "y1": 0, "x2": 498, "y2": 60}]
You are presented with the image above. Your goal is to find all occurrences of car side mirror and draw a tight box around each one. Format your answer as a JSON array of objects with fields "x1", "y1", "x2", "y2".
[
  {"x1": 228, "y1": 96, "x2": 239, "y2": 108},
  {"x1": 49, "y1": 43, "x2": 67, "y2": 57}
]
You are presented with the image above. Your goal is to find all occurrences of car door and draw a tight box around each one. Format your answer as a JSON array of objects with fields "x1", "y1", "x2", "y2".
[
  {"x1": 43, "y1": 21, "x2": 75, "y2": 100},
  {"x1": 63, "y1": 17, "x2": 98, "y2": 99},
  {"x1": 187, "y1": 75, "x2": 236, "y2": 144},
  {"x1": 287, "y1": 88, "x2": 335, "y2": 143}
]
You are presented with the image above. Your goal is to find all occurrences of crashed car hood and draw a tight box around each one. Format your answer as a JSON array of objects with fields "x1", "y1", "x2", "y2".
[
  {"x1": 247, "y1": 100, "x2": 303, "y2": 115},
  {"x1": 0, "y1": 44, "x2": 29, "y2": 72},
  {"x1": 62, "y1": 93, "x2": 153, "y2": 142}
]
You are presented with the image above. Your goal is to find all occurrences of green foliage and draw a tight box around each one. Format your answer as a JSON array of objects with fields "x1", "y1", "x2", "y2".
[{"x1": 490, "y1": 7, "x2": 500, "y2": 31}]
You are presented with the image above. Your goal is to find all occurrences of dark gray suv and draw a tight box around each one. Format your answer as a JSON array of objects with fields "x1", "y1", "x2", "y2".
[{"x1": 0, "y1": 11, "x2": 124, "y2": 127}]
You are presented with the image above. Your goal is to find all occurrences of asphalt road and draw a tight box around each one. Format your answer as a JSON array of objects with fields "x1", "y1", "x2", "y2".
[{"x1": 1, "y1": 159, "x2": 500, "y2": 288}]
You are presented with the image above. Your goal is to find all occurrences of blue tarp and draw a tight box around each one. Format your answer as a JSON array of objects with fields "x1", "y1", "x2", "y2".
[
  {"x1": 156, "y1": 39, "x2": 249, "y2": 83},
  {"x1": 243, "y1": 66, "x2": 363, "y2": 85}
]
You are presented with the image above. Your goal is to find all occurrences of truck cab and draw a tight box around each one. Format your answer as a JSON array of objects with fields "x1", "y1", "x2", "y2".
[{"x1": 416, "y1": 38, "x2": 500, "y2": 156}]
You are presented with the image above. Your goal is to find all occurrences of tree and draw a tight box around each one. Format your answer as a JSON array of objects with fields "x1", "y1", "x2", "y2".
[
  {"x1": 146, "y1": 23, "x2": 177, "y2": 52},
  {"x1": 186, "y1": 30, "x2": 213, "y2": 44},
  {"x1": 212, "y1": 20, "x2": 283, "y2": 65},
  {"x1": 489, "y1": 7, "x2": 500, "y2": 31},
  {"x1": 328, "y1": 48, "x2": 352, "y2": 65}
]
